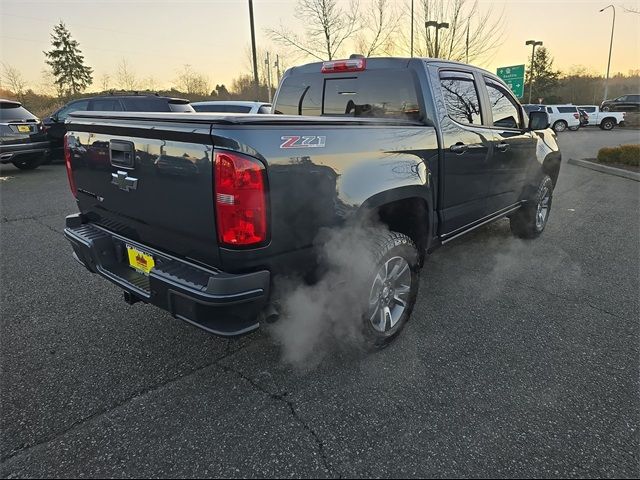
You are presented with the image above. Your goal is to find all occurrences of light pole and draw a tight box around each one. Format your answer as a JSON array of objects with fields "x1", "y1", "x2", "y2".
[
  {"x1": 265, "y1": 52, "x2": 272, "y2": 103},
  {"x1": 248, "y1": 0, "x2": 259, "y2": 100},
  {"x1": 600, "y1": 4, "x2": 616, "y2": 103},
  {"x1": 525, "y1": 39, "x2": 543, "y2": 104},
  {"x1": 410, "y1": 0, "x2": 414, "y2": 57},
  {"x1": 425, "y1": 21, "x2": 449, "y2": 58}
]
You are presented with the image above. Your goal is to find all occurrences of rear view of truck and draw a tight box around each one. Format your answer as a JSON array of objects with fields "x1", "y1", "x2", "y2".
[{"x1": 63, "y1": 114, "x2": 272, "y2": 335}]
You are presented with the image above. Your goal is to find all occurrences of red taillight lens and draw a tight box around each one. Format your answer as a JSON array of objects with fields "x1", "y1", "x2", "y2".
[
  {"x1": 321, "y1": 58, "x2": 366, "y2": 73},
  {"x1": 63, "y1": 135, "x2": 77, "y2": 198},
  {"x1": 214, "y1": 151, "x2": 267, "y2": 246}
]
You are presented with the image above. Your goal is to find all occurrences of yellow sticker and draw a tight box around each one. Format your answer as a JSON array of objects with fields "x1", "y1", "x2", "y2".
[{"x1": 126, "y1": 245, "x2": 155, "y2": 275}]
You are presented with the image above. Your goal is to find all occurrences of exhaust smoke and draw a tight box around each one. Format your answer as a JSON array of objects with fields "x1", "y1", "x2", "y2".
[{"x1": 268, "y1": 219, "x2": 388, "y2": 368}]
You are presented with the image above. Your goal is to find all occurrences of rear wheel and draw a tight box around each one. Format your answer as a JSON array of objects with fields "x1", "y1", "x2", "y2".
[
  {"x1": 600, "y1": 118, "x2": 615, "y2": 131},
  {"x1": 12, "y1": 154, "x2": 44, "y2": 170},
  {"x1": 553, "y1": 120, "x2": 568, "y2": 132},
  {"x1": 510, "y1": 175, "x2": 553, "y2": 239},
  {"x1": 363, "y1": 231, "x2": 420, "y2": 349}
]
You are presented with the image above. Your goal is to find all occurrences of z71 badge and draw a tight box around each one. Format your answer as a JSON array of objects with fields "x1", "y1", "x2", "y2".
[{"x1": 280, "y1": 135, "x2": 326, "y2": 149}]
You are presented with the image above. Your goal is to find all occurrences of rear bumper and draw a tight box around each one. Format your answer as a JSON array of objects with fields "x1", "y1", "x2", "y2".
[
  {"x1": 63, "y1": 214, "x2": 269, "y2": 336},
  {"x1": 0, "y1": 141, "x2": 50, "y2": 162}
]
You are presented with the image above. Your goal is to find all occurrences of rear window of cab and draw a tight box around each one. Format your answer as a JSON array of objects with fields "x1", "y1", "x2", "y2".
[{"x1": 274, "y1": 70, "x2": 422, "y2": 121}]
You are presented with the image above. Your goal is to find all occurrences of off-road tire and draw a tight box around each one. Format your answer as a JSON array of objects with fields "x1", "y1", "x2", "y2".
[
  {"x1": 510, "y1": 175, "x2": 554, "y2": 239},
  {"x1": 362, "y1": 231, "x2": 420, "y2": 349}
]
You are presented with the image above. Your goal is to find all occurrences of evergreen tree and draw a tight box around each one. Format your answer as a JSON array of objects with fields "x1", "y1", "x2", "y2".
[
  {"x1": 44, "y1": 22, "x2": 93, "y2": 96},
  {"x1": 526, "y1": 47, "x2": 561, "y2": 103}
]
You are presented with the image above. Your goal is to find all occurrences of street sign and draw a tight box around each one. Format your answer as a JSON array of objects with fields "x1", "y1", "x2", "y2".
[{"x1": 496, "y1": 64, "x2": 525, "y2": 99}]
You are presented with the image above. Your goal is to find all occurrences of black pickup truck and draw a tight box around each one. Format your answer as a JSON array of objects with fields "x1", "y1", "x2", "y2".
[{"x1": 63, "y1": 57, "x2": 560, "y2": 347}]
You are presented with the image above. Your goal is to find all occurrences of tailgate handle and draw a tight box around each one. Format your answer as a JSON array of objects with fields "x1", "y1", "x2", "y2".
[{"x1": 109, "y1": 140, "x2": 135, "y2": 168}]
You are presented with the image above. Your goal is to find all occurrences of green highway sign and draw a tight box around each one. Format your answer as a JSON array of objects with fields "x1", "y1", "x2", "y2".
[{"x1": 497, "y1": 64, "x2": 525, "y2": 98}]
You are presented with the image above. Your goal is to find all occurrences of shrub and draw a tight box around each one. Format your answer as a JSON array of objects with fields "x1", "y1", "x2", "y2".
[
  {"x1": 597, "y1": 144, "x2": 640, "y2": 166},
  {"x1": 618, "y1": 144, "x2": 640, "y2": 166}
]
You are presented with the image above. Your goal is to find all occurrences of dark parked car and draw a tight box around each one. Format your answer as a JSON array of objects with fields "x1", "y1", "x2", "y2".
[
  {"x1": 44, "y1": 94, "x2": 194, "y2": 157},
  {"x1": 0, "y1": 99, "x2": 50, "y2": 170},
  {"x1": 63, "y1": 57, "x2": 560, "y2": 348},
  {"x1": 601, "y1": 94, "x2": 640, "y2": 112}
]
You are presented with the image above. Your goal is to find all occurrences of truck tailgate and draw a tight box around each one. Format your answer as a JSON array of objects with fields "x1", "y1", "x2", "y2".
[{"x1": 66, "y1": 118, "x2": 220, "y2": 266}]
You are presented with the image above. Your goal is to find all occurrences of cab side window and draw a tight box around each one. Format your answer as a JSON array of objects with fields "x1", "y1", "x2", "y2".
[
  {"x1": 439, "y1": 71, "x2": 482, "y2": 125},
  {"x1": 484, "y1": 79, "x2": 522, "y2": 129}
]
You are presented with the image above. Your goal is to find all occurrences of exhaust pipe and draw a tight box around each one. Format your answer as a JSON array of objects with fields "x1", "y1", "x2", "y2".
[{"x1": 260, "y1": 303, "x2": 280, "y2": 324}]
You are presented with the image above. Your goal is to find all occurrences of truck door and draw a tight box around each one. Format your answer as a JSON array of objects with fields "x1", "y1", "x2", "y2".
[
  {"x1": 437, "y1": 70, "x2": 494, "y2": 235},
  {"x1": 481, "y1": 76, "x2": 535, "y2": 212}
]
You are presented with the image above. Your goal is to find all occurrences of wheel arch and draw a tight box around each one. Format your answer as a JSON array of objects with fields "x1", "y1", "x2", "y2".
[{"x1": 357, "y1": 187, "x2": 434, "y2": 261}]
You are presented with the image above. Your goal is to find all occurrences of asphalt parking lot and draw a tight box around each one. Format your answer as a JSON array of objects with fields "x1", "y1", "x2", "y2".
[{"x1": 1, "y1": 128, "x2": 638, "y2": 478}]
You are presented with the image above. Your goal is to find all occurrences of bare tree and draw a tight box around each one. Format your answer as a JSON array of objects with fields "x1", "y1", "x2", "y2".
[
  {"x1": 143, "y1": 76, "x2": 158, "y2": 92},
  {"x1": 116, "y1": 58, "x2": 137, "y2": 91},
  {"x1": 355, "y1": 0, "x2": 401, "y2": 56},
  {"x1": 100, "y1": 73, "x2": 111, "y2": 91},
  {"x1": 268, "y1": 0, "x2": 360, "y2": 61},
  {"x1": 174, "y1": 65, "x2": 210, "y2": 96},
  {"x1": 38, "y1": 68, "x2": 62, "y2": 97},
  {"x1": 1, "y1": 63, "x2": 27, "y2": 99},
  {"x1": 402, "y1": 0, "x2": 504, "y2": 64}
]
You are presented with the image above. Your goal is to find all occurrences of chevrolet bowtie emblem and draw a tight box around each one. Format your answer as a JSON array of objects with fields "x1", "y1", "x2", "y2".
[{"x1": 111, "y1": 170, "x2": 138, "y2": 192}]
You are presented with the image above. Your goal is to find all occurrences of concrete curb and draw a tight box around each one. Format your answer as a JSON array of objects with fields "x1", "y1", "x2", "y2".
[{"x1": 567, "y1": 158, "x2": 640, "y2": 182}]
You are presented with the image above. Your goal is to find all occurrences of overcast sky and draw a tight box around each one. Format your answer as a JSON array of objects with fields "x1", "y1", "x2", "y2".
[{"x1": 1, "y1": 0, "x2": 638, "y2": 92}]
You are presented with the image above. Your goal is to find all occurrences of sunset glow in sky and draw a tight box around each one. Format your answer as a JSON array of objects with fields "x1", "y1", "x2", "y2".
[{"x1": 1, "y1": 0, "x2": 639, "y2": 92}]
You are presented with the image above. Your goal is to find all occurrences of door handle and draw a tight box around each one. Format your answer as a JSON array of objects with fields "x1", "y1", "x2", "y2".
[
  {"x1": 109, "y1": 140, "x2": 135, "y2": 168},
  {"x1": 450, "y1": 143, "x2": 468, "y2": 154},
  {"x1": 496, "y1": 142, "x2": 509, "y2": 152}
]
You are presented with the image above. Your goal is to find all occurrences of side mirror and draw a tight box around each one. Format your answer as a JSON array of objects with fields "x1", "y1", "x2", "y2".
[{"x1": 528, "y1": 111, "x2": 549, "y2": 130}]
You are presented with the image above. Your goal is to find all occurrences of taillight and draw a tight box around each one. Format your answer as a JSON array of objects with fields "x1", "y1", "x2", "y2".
[
  {"x1": 64, "y1": 135, "x2": 77, "y2": 198},
  {"x1": 214, "y1": 151, "x2": 267, "y2": 246},
  {"x1": 321, "y1": 58, "x2": 366, "y2": 73}
]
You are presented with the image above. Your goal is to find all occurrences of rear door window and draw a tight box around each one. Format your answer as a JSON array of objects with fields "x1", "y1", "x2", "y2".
[
  {"x1": 484, "y1": 79, "x2": 522, "y2": 129},
  {"x1": 90, "y1": 99, "x2": 123, "y2": 111},
  {"x1": 122, "y1": 98, "x2": 168, "y2": 112},
  {"x1": 557, "y1": 106, "x2": 578, "y2": 113},
  {"x1": 439, "y1": 71, "x2": 482, "y2": 125},
  {"x1": 580, "y1": 106, "x2": 596, "y2": 113}
]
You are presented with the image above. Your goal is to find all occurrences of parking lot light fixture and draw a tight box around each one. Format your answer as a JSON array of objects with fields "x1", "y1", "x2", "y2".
[
  {"x1": 425, "y1": 21, "x2": 449, "y2": 58},
  {"x1": 599, "y1": 5, "x2": 616, "y2": 103},
  {"x1": 526, "y1": 40, "x2": 543, "y2": 104}
]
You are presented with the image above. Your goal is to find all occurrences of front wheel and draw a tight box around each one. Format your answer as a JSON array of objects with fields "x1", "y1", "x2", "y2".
[
  {"x1": 601, "y1": 106, "x2": 610, "y2": 112},
  {"x1": 553, "y1": 120, "x2": 568, "y2": 132},
  {"x1": 510, "y1": 175, "x2": 554, "y2": 239},
  {"x1": 364, "y1": 231, "x2": 420, "y2": 348}
]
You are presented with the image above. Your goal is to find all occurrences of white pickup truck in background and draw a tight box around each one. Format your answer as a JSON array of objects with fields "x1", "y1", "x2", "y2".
[{"x1": 578, "y1": 106, "x2": 626, "y2": 130}]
